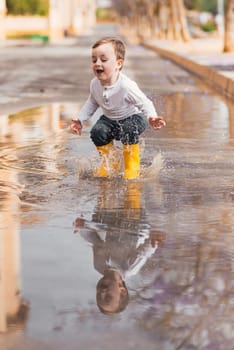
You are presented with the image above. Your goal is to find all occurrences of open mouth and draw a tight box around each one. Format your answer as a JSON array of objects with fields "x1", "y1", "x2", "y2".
[{"x1": 96, "y1": 68, "x2": 104, "y2": 74}]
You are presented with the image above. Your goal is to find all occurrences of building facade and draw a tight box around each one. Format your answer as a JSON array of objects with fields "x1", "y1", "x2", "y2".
[
  {"x1": 0, "y1": 0, "x2": 6, "y2": 40},
  {"x1": 0, "y1": 0, "x2": 96, "y2": 43},
  {"x1": 49, "y1": 0, "x2": 96, "y2": 40}
]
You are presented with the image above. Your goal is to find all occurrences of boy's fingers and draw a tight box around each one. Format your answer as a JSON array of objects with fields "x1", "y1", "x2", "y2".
[
  {"x1": 70, "y1": 119, "x2": 82, "y2": 134},
  {"x1": 154, "y1": 119, "x2": 166, "y2": 128}
]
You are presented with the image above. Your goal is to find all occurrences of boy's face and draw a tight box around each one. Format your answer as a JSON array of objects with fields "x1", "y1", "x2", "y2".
[
  {"x1": 96, "y1": 273, "x2": 126, "y2": 313},
  {"x1": 91, "y1": 43, "x2": 123, "y2": 86}
]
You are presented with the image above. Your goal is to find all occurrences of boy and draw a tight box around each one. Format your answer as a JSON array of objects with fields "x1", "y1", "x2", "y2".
[{"x1": 70, "y1": 36, "x2": 166, "y2": 179}]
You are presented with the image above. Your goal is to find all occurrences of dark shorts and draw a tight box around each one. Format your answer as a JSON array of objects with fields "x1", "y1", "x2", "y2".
[{"x1": 90, "y1": 114, "x2": 148, "y2": 146}]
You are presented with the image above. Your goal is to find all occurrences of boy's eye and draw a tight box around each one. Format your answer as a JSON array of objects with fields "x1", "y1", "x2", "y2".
[{"x1": 92, "y1": 57, "x2": 108, "y2": 64}]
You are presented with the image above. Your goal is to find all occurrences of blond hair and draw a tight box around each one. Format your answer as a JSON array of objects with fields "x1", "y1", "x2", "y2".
[{"x1": 92, "y1": 36, "x2": 126, "y2": 61}]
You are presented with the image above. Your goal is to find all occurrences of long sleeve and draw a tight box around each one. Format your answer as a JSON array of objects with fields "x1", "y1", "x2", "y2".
[
  {"x1": 125, "y1": 81, "x2": 158, "y2": 119},
  {"x1": 77, "y1": 73, "x2": 158, "y2": 123},
  {"x1": 78, "y1": 94, "x2": 99, "y2": 122},
  {"x1": 96, "y1": 73, "x2": 158, "y2": 120}
]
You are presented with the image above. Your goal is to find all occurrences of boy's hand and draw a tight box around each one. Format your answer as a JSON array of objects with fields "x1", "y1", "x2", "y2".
[
  {"x1": 148, "y1": 116, "x2": 166, "y2": 130},
  {"x1": 150, "y1": 230, "x2": 166, "y2": 248},
  {"x1": 70, "y1": 119, "x2": 83, "y2": 135},
  {"x1": 73, "y1": 217, "x2": 85, "y2": 234}
]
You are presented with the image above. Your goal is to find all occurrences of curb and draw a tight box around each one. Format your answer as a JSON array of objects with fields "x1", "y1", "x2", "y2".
[{"x1": 143, "y1": 41, "x2": 234, "y2": 101}]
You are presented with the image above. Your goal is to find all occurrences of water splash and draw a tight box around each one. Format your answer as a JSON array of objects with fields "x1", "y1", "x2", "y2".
[
  {"x1": 75, "y1": 155, "x2": 98, "y2": 179},
  {"x1": 75, "y1": 150, "x2": 164, "y2": 182},
  {"x1": 141, "y1": 152, "x2": 164, "y2": 179}
]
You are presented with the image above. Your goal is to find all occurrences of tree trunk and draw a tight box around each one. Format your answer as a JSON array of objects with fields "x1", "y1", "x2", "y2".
[
  {"x1": 224, "y1": 0, "x2": 234, "y2": 52},
  {"x1": 170, "y1": 0, "x2": 181, "y2": 40},
  {"x1": 169, "y1": 0, "x2": 190, "y2": 41},
  {"x1": 114, "y1": 0, "x2": 190, "y2": 42},
  {"x1": 144, "y1": 0, "x2": 156, "y2": 38},
  {"x1": 158, "y1": 1, "x2": 172, "y2": 39},
  {"x1": 175, "y1": 0, "x2": 190, "y2": 41}
]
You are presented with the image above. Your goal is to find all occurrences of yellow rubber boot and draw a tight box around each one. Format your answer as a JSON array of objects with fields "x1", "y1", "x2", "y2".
[
  {"x1": 123, "y1": 144, "x2": 140, "y2": 180},
  {"x1": 124, "y1": 182, "x2": 141, "y2": 219},
  {"x1": 96, "y1": 141, "x2": 120, "y2": 177},
  {"x1": 125, "y1": 182, "x2": 141, "y2": 208}
]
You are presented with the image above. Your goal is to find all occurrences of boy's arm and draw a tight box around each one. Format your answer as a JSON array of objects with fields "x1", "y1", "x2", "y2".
[
  {"x1": 70, "y1": 92, "x2": 99, "y2": 135},
  {"x1": 127, "y1": 81, "x2": 166, "y2": 130}
]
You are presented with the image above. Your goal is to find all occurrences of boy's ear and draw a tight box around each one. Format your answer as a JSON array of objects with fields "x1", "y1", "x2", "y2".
[
  {"x1": 120, "y1": 286, "x2": 127, "y2": 295},
  {"x1": 117, "y1": 59, "x2": 124, "y2": 70}
]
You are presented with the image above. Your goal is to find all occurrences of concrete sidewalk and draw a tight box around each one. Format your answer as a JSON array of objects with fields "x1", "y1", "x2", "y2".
[
  {"x1": 1, "y1": 32, "x2": 233, "y2": 104},
  {"x1": 143, "y1": 37, "x2": 234, "y2": 100}
]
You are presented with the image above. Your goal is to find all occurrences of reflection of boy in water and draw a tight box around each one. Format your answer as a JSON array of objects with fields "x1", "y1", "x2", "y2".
[
  {"x1": 73, "y1": 183, "x2": 165, "y2": 314},
  {"x1": 96, "y1": 269, "x2": 129, "y2": 314}
]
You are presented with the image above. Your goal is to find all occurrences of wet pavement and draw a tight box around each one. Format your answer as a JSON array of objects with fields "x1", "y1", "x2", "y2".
[
  {"x1": 0, "y1": 24, "x2": 234, "y2": 350},
  {"x1": 143, "y1": 36, "x2": 234, "y2": 100}
]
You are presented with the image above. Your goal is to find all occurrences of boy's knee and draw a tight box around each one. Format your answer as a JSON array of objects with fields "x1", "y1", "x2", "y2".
[
  {"x1": 120, "y1": 115, "x2": 147, "y2": 144},
  {"x1": 121, "y1": 134, "x2": 139, "y2": 145},
  {"x1": 90, "y1": 124, "x2": 111, "y2": 146}
]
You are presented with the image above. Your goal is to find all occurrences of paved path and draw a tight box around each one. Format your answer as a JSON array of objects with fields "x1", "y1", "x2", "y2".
[
  {"x1": 0, "y1": 25, "x2": 233, "y2": 117},
  {"x1": 143, "y1": 36, "x2": 234, "y2": 100},
  {"x1": 1, "y1": 24, "x2": 234, "y2": 350},
  {"x1": 0, "y1": 23, "x2": 210, "y2": 117}
]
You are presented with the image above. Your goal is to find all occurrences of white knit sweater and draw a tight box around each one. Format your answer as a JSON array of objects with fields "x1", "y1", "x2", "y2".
[{"x1": 78, "y1": 72, "x2": 158, "y2": 122}]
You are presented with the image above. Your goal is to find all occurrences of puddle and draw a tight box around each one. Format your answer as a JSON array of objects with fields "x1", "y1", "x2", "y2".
[{"x1": 0, "y1": 96, "x2": 234, "y2": 349}]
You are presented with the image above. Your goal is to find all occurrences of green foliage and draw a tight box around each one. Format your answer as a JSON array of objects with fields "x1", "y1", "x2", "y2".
[
  {"x1": 96, "y1": 7, "x2": 108, "y2": 19},
  {"x1": 201, "y1": 21, "x2": 216, "y2": 31},
  {"x1": 194, "y1": 0, "x2": 218, "y2": 14},
  {"x1": 6, "y1": 0, "x2": 49, "y2": 16},
  {"x1": 96, "y1": 7, "x2": 115, "y2": 21},
  {"x1": 184, "y1": 0, "x2": 226, "y2": 14}
]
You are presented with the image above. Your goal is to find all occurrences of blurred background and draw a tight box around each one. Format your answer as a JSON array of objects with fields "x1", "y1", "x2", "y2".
[{"x1": 0, "y1": 0, "x2": 233, "y2": 51}]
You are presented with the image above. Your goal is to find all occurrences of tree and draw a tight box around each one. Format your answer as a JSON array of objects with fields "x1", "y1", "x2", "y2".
[
  {"x1": 6, "y1": 0, "x2": 49, "y2": 16},
  {"x1": 113, "y1": 0, "x2": 190, "y2": 42},
  {"x1": 223, "y1": 0, "x2": 234, "y2": 52},
  {"x1": 168, "y1": 0, "x2": 190, "y2": 41},
  {"x1": 185, "y1": 0, "x2": 218, "y2": 14}
]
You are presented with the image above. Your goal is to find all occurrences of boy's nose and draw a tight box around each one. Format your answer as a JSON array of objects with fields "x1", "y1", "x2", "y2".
[{"x1": 95, "y1": 58, "x2": 102, "y2": 66}]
